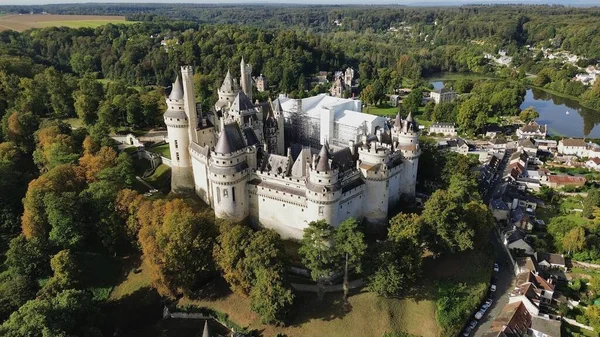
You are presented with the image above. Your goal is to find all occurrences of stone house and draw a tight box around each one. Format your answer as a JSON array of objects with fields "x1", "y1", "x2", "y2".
[
  {"x1": 430, "y1": 88, "x2": 457, "y2": 104},
  {"x1": 517, "y1": 121, "x2": 547, "y2": 139},
  {"x1": 429, "y1": 122, "x2": 457, "y2": 137},
  {"x1": 558, "y1": 138, "x2": 588, "y2": 157}
]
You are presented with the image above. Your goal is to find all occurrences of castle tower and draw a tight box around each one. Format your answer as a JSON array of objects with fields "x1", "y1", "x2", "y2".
[
  {"x1": 209, "y1": 123, "x2": 251, "y2": 222},
  {"x1": 181, "y1": 66, "x2": 198, "y2": 143},
  {"x1": 264, "y1": 99, "x2": 279, "y2": 154},
  {"x1": 357, "y1": 136, "x2": 392, "y2": 228},
  {"x1": 216, "y1": 70, "x2": 238, "y2": 111},
  {"x1": 306, "y1": 142, "x2": 341, "y2": 226},
  {"x1": 272, "y1": 98, "x2": 285, "y2": 155},
  {"x1": 240, "y1": 57, "x2": 253, "y2": 101},
  {"x1": 395, "y1": 111, "x2": 421, "y2": 201},
  {"x1": 164, "y1": 75, "x2": 194, "y2": 193}
]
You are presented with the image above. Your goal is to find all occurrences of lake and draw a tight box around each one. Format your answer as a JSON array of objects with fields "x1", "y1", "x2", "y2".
[{"x1": 429, "y1": 79, "x2": 600, "y2": 138}]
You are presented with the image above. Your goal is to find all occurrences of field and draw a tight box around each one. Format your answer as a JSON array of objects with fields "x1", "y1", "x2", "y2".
[{"x1": 0, "y1": 14, "x2": 132, "y2": 31}]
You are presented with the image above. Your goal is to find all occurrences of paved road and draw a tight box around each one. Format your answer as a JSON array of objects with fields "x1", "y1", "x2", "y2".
[{"x1": 467, "y1": 150, "x2": 516, "y2": 337}]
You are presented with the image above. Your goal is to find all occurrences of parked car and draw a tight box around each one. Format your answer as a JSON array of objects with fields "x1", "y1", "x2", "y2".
[
  {"x1": 468, "y1": 320, "x2": 477, "y2": 330},
  {"x1": 462, "y1": 327, "x2": 472, "y2": 337},
  {"x1": 485, "y1": 299, "x2": 493, "y2": 307},
  {"x1": 475, "y1": 310, "x2": 485, "y2": 320},
  {"x1": 490, "y1": 284, "x2": 497, "y2": 292},
  {"x1": 493, "y1": 263, "x2": 499, "y2": 272}
]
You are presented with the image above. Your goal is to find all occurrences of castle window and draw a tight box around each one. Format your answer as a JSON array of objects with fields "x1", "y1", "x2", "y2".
[
  {"x1": 223, "y1": 189, "x2": 228, "y2": 198},
  {"x1": 318, "y1": 206, "x2": 324, "y2": 215},
  {"x1": 232, "y1": 187, "x2": 236, "y2": 202},
  {"x1": 174, "y1": 140, "x2": 178, "y2": 149},
  {"x1": 217, "y1": 187, "x2": 221, "y2": 203},
  {"x1": 176, "y1": 152, "x2": 180, "y2": 161}
]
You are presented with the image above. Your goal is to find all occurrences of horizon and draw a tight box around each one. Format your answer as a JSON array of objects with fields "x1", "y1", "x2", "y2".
[{"x1": 2, "y1": 0, "x2": 600, "y2": 7}]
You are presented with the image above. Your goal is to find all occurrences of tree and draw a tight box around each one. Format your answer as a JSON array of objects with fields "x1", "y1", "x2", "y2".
[
  {"x1": 299, "y1": 220, "x2": 336, "y2": 299},
  {"x1": 38, "y1": 249, "x2": 80, "y2": 299},
  {"x1": 519, "y1": 106, "x2": 540, "y2": 123},
  {"x1": 0, "y1": 272, "x2": 36, "y2": 321},
  {"x1": 2, "y1": 110, "x2": 39, "y2": 152},
  {"x1": 5, "y1": 235, "x2": 50, "y2": 281},
  {"x1": 74, "y1": 73, "x2": 104, "y2": 125},
  {"x1": 0, "y1": 289, "x2": 102, "y2": 337},
  {"x1": 403, "y1": 88, "x2": 423, "y2": 114},
  {"x1": 457, "y1": 96, "x2": 490, "y2": 134},
  {"x1": 360, "y1": 84, "x2": 375, "y2": 106},
  {"x1": 333, "y1": 218, "x2": 366, "y2": 299},
  {"x1": 454, "y1": 79, "x2": 474, "y2": 93},
  {"x1": 249, "y1": 267, "x2": 294, "y2": 325},
  {"x1": 366, "y1": 240, "x2": 421, "y2": 298},
  {"x1": 138, "y1": 199, "x2": 215, "y2": 297},
  {"x1": 213, "y1": 223, "x2": 254, "y2": 295},
  {"x1": 563, "y1": 226, "x2": 586, "y2": 255},
  {"x1": 45, "y1": 191, "x2": 87, "y2": 249},
  {"x1": 584, "y1": 189, "x2": 600, "y2": 218},
  {"x1": 422, "y1": 101, "x2": 435, "y2": 120}
]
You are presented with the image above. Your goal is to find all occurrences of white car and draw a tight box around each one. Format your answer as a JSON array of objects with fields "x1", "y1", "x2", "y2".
[
  {"x1": 493, "y1": 263, "x2": 499, "y2": 272},
  {"x1": 462, "y1": 327, "x2": 472, "y2": 337},
  {"x1": 490, "y1": 284, "x2": 497, "y2": 292},
  {"x1": 485, "y1": 299, "x2": 493, "y2": 307},
  {"x1": 475, "y1": 310, "x2": 485, "y2": 320}
]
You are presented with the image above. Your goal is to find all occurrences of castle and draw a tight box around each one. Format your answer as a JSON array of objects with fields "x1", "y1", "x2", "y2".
[{"x1": 164, "y1": 61, "x2": 420, "y2": 239}]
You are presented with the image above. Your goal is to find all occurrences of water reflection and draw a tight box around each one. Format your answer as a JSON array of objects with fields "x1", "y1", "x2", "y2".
[{"x1": 523, "y1": 88, "x2": 600, "y2": 138}]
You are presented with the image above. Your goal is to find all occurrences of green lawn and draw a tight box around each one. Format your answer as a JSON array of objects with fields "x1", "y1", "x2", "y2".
[
  {"x1": 426, "y1": 73, "x2": 499, "y2": 82},
  {"x1": 78, "y1": 252, "x2": 123, "y2": 301},
  {"x1": 64, "y1": 118, "x2": 84, "y2": 129},
  {"x1": 148, "y1": 143, "x2": 170, "y2": 159},
  {"x1": 367, "y1": 105, "x2": 398, "y2": 117},
  {"x1": 146, "y1": 164, "x2": 171, "y2": 189},
  {"x1": 537, "y1": 195, "x2": 588, "y2": 227}
]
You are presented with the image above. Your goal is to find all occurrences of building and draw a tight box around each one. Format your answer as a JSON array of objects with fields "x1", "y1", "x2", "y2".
[
  {"x1": 558, "y1": 138, "x2": 588, "y2": 157},
  {"x1": 490, "y1": 198, "x2": 510, "y2": 222},
  {"x1": 430, "y1": 88, "x2": 457, "y2": 104},
  {"x1": 443, "y1": 139, "x2": 472, "y2": 155},
  {"x1": 165, "y1": 64, "x2": 421, "y2": 240},
  {"x1": 429, "y1": 123, "x2": 457, "y2": 137},
  {"x1": 277, "y1": 93, "x2": 387, "y2": 149},
  {"x1": 482, "y1": 301, "x2": 532, "y2": 337},
  {"x1": 255, "y1": 74, "x2": 267, "y2": 92},
  {"x1": 518, "y1": 138, "x2": 538, "y2": 157},
  {"x1": 504, "y1": 229, "x2": 534, "y2": 255},
  {"x1": 517, "y1": 121, "x2": 547, "y2": 139},
  {"x1": 534, "y1": 252, "x2": 567, "y2": 272},
  {"x1": 586, "y1": 157, "x2": 600, "y2": 171},
  {"x1": 541, "y1": 174, "x2": 586, "y2": 189}
]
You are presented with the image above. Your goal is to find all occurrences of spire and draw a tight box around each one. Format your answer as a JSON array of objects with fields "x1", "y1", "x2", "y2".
[
  {"x1": 315, "y1": 141, "x2": 331, "y2": 172},
  {"x1": 169, "y1": 75, "x2": 183, "y2": 100},
  {"x1": 406, "y1": 110, "x2": 414, "y2": 123},
  {"x1": 241, "y1": 56, "x2": 245, "y2": 67},
  {"x1": 220, "y1": 70, "x2": 234, "y2": 92},
  {"x1": 202, "y1": 320, "x2": 210, "y2": 337},
  {"x1": 215, "y1": 128, "x2": 233, "y2": 154},
  {"x1": 273, "y1": 98, "x2": 283, "y2": 114},
  {"x1": 265, "y1": 99, "x2": 277, "y2": 128},
  {"x1": 393, "y1": 111, "x2": 403, "y2": 129}
]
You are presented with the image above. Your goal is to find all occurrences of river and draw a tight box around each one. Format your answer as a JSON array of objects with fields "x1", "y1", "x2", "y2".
[{"x1": 430, "y1": 79, "x2": 600, "y2": 138}]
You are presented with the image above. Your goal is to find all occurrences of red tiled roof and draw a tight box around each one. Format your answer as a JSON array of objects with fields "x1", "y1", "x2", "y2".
[{"x1": 547, "y1": 175, "x2": 586, "y2": 186}]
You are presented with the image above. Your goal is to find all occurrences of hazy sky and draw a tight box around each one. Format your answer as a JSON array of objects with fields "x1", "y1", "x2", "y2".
[{"x1": 1, "y1": 0, "x2": 599, "y2": 5}]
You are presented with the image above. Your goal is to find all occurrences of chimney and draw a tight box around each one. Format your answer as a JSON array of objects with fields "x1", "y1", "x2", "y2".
[{"x1": 349, "y1": 140, "x2": 355, "y2": 155}]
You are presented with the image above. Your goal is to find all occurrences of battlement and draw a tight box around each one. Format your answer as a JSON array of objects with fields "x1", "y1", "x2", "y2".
[{"x1": 180, "y1": 65, "x2": 194, "y2": 74}]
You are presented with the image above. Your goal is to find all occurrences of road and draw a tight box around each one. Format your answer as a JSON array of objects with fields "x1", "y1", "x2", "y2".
[{"x1": 468, "y1": 150, "x2": 516, "y2": 337}]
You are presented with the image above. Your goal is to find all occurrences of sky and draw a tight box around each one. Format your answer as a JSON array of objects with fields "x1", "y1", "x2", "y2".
[{"x1": 1, "y1": 0, "x2": 600, "y2": 5}]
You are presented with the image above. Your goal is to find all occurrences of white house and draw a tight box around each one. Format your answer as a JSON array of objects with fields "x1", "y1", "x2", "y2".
[
  {"x1": 429, "y1": 123, "x2": 457, "y2": 136},
  {"x1": 586, "y1": 157, "x2": 600, "y2": 171},
  {"x1": 430, "y1": 88, "x2": 457, "y2": 104},
  {"x1": 558, "y1": 138, "x2": 588, "y2": 157},
  {"x1": 517, "y1": 121, "x2": 547, "y2": 139}
]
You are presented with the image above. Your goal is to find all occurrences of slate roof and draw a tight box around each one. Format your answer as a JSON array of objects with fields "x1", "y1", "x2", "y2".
[
  {"x1": 520, "y1": 121, "x2": 546, "y2": 134},
  {"x1": 214, "y1": 123, "x2": 247, "y2": 154},
  {"x1": 490, "y1": 198, "x2": 509, "y2": 211},
  {"x1": 432, "y1": 87, "x2": 455, "y2": 94},
  {"x1": 535, "y1": 252, "x2": 566, "y2": 267},
  {"x1": 220, "y1": 70, "x2": 234, "y2": 92},
  {"x1": 332, "y1": 147, "x2": 357, "y2": 173},
  {"x1": 394, "y1": 112, "x2": 403, "y2": 129},
  {"x1": 315, "y1": 143, "x2": 331, "y2": 172},
  {"x1": 230, "y1": 91, "x2": 255, "y2": 113},
  {"x1": 242, "y1": 127, "x2": 259, "y2": 147},
  {"x1": 519, "y1": 138, "x2": 536, "y2": 148},
  {"x1": 261, "y1": 153, "x2": 291, "y2": 176},
  {"x1": 531, "y1": 316, "x2": 561, "y2": 337},
  {"x1": 169, "y1": 75, "x2": 184, "y2": 100}
]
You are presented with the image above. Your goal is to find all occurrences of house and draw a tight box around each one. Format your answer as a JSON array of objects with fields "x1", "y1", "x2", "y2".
[
  {"x1": 429, "y1": 123, "x2": 457, "y2": 137},
  {"x1": 541, "y1": 174, "x2": 586, "y2": 189},
  {"x1": 255, "y1": 74, "x2": 267, "y2": 92},
  {"x1": 534, "y1": 139, "x2": 558, "y2": 153},
  {"x1": 586, "y1": 157, "x2": 600, "y2": 171},
  {"x1": 587, "y1": 145, "x2": 600, "y2": 158},
  {"x1": 511, "y1": 207, "x2": 536, "y2": 232},
  {"x1": 558, "y1": 138, "x2": 588, "y2": 157},
  {"x1": 485, "y1": 123, "x2": 504, "y2": 139},
  {"x1": 518, "y1": 138, "x2": 538, "y2": 157},
  {"x1": 516, "y1": 257, "x2": 538, "y2": 274},
  {"x1": 504, "y1": 229, "x2": 534, "y2": 255},
  {"x1": 489, "y1": 138, "x2": 508, "y2": 152},
  {"x1": 490, "y1": 198, "x2": 510, "y2": 222},
  {"x1": 430, "y1": 88, "x2": 457, "y2": 104},
  {"x1": 481, "y1": 301, "x2": 532, "y2": 337},
  {"x1": 517, "y1": 121, "x2": 547, "y2": 139},
  {"x1": 535, "y1": 252, "x2": 567, "y2": 272},
  {"x1": 445, "y1": 139, "x2": 472, "y2": 155},
  {"x1": 530, "y1": 316, "x2": 562, "y2": 337},
  {"x1": 387, "y1": 94, "x2": 401, "y2": 106}
]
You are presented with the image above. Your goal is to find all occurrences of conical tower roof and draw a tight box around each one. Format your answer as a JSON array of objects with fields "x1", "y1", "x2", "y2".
[
  {"x1": 315, "y1": 142, "x2": 331, "y2": 172},
  {"x1": 393, "y1": 111, "x2": 403, "y2": 129},
  {"x1": 230, "y1": 91, "x2": 255, "y2": 113},
  {"x1": 220, "y1": 70, "x2": 234, "y2": 92},
  {"x1": 215, "y1": 127, "x2": 234, "y2": 154},
  {"x1": 202, "y1": 320, "x2": 210, "y2": 337},
  {"x1": 265, "y1": 99, "x2": 277, "y2": 128},
  {"x1": 169, "y1": 75, "x2": 184, "y2": 100},
  {"x1": 406, "y1": 110, "x2": 414, "y2": 123}
]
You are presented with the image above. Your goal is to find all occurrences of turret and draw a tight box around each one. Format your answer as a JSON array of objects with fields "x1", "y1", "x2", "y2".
[
  {"x1": 164, "y1": 74, "x2": 194, "y2": 193},
  {"x1": 209, "y1": 123, "x2": 251, "y2": 222},
  {"x1": 216, "y1": 70, "x2": 238, "y2": 111},
  {"x1": 264, "y1": 99, "x2": 279, "y2": 154},
  {"x1": 395, "y1": 111, "x2": 421, "y2": 202},
  {"x1": 306, "y1": 142, "x2": 341, "y2": 226},
  {"x1": 240, "y1": 57, "x2": 252, "y2": 101},
  {"x1": 181, "y1": 66, "x2": 198, "y2": 143}
]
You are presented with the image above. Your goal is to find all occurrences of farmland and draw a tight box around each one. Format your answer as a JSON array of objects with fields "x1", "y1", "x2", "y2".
[{"x1": 0, "y1": 14, "x2": 132, "y2": 31}]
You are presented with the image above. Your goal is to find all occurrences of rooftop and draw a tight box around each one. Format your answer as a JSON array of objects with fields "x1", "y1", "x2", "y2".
[{"x1": 560, "y1": 138, "x2": 587, "y2": 147}]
